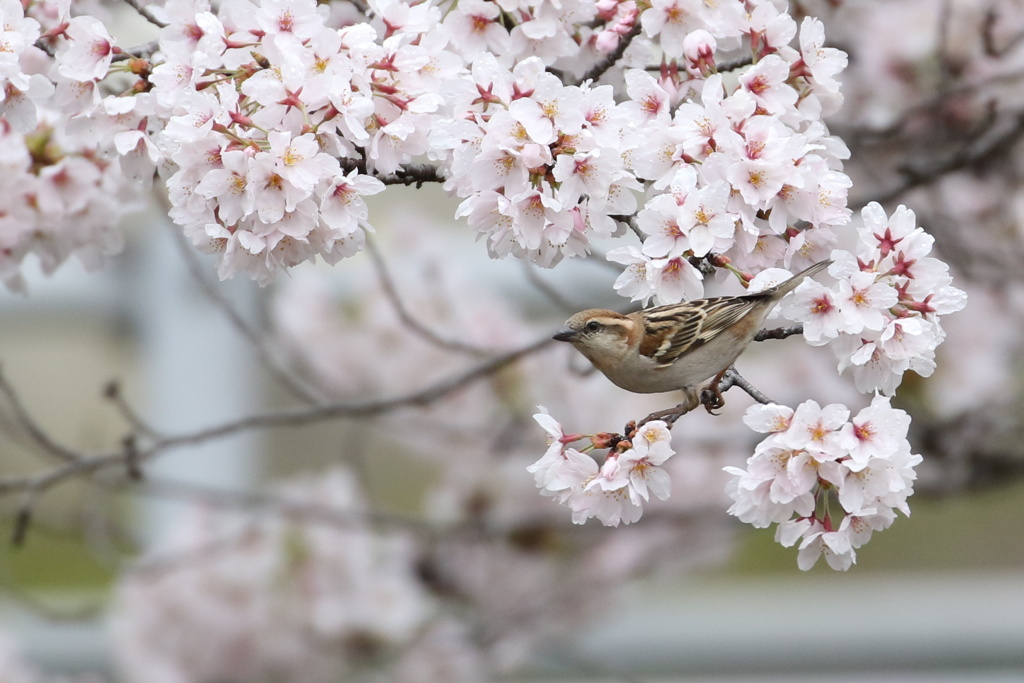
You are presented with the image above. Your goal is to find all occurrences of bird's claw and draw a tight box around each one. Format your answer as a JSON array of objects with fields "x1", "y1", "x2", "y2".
[
  {"x1": 700, "y1": 386, "x2": 725, "y2": 414},
  {"x1": 700, "y1": 370, "x2": 729, "y2": 414}
]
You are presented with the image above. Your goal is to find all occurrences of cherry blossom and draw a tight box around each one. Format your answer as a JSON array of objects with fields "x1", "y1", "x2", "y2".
[
  {"x1": 55, "y1": 16, "x2": 117, "y2": 82},
  {"x1": 725, "y1": 399, "x2": 922, "y2": 571}
]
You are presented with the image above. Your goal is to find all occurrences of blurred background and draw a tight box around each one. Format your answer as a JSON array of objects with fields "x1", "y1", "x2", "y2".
[{"x1": 4, "y1": 0, "x2": 1024, "y2": 681}]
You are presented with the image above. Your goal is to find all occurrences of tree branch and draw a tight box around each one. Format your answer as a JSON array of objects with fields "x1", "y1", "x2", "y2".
[
  {"x1": 0, "y1": 335, "x2": 556, "y2": 500},
  {"x1": 610, "y1": 213, "x2": 645, "y2": 242},
  {"x1": 103, "y1": 380, "x2": 164, "y2": 440},
  {"x1": 575, "y1": 19, "x2": 644, "y2": 85},
  {"x1": 870, "y1": 109, "x2": 1024, "y2": 206},
  {"x1": 718, "y1": 367, "x2": 775, "y2": 405},
  {"x1": 754, "y1": 324, "x2": 804, "y2": 342},
  {"x1": 114, "y1": 39, "x2": 160, "y2": 61}
]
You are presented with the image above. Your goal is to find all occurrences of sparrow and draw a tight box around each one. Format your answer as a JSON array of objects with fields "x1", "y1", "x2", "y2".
[{"x1": 553, "y1": 260, "x2": 832, "y2": 405}]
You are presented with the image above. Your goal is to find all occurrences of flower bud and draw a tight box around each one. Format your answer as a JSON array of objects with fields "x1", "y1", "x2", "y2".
[{"x1": 683, "y1": 29, "x2": 717, "y2": 76}]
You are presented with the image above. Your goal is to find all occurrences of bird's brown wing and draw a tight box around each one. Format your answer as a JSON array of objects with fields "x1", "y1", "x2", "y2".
[{"x1": 639, "y1": 297, "x2": 763, "y2": 365}]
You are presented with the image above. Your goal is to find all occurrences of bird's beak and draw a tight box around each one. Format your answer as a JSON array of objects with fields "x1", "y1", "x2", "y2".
[{"x1": 553, "y1": 327, "x2": 576, "y2": 342}]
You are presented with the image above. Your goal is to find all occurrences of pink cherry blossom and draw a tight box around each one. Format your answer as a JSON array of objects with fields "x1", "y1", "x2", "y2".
[{"x1": 56, "y1": 16, "x2": 116, "y2": 82}]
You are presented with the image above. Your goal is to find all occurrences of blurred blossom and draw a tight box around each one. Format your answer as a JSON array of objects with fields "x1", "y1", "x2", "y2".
[{"x1": 112, "y1": 469, "x2": 436, "y2": 683}]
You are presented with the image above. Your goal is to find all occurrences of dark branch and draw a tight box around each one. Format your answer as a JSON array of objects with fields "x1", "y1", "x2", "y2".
[
  {"x1": 982, "y1": 8, "x2": 1024, "y2": 57},
  {"x1": 575, "y1": 19, "x2": 644, "y2": 85},
  {"x1": 11, "y1": 505, "x2": 31, "y2": 547},
  {"x1": 754, "y1": 325, "x2": 804, "y2": 342},
  {"x1": 114, "y1": 40, "x2": 160, "y2": 61},
  {"x1": 715, "y1": 55, "x2": 755, "y2": 73},
  {"x1": 719, "y1": 367, "x2": 775, "y2": 405},
  {"x1": 104, "y1": 380, "x2": 164, "y2": 439},
  {"x1": 340, "y1": 159, "x2": 445, "y2": 187}
]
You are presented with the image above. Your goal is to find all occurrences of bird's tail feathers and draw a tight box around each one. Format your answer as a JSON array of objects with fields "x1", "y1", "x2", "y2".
[{"x1": 765, "y1": 259, "x2": 833, "y2": 298}]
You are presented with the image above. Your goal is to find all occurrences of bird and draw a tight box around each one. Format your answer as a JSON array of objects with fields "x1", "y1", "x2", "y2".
[{"x1": 553, "y1": 260, "x2": 832, "y2": 409}]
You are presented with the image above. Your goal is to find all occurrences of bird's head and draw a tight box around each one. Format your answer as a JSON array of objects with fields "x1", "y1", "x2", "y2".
[{"x1": 553, "y1": 309, "x2": 635, "y2": 365}]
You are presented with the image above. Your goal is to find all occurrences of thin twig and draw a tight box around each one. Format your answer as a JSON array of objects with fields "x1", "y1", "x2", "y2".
[
  {"x1": 636, "y1": 364, "x2": 777, "y2": 429},
  {"x1": 637, "y1": 391, "x2": 699, "y2": 429},
  {"x1": 871, "y1": 110, "x2": 1024, "y2": 206},
  {"x1": 121, "y1": 0, "x2": 168, "y2": 28},
  {"x1": 103, "y1": 380, "x2": 163, "y2": 439},
  {"x1": 716, "y1": 55, "x2": 754, "y2": 73},
  {"x1": 11, "y1": 502, "x2": 32, "y2": 547},
  {"x1": 0, "y1": 367, "x2": 80, "y2": 463},
  {"x1": 365, "y1": 235, "x2": 491, "y2": 356},
  {"x1": 122, "y1": 435, "x2": 144, "y2": 481},
  {"x1": 114, "y1": 39, "x2": 160, "y2": 61},
  {"x1": 641, "y1": 54, "x2": 753, "y2": 76},
  {"x1": 983, "y1": 8, "x2": 1024, "y2": 57},
  {"x1": 167, "y1": 224, "x2": 327, "y2": 405},
  {"x1": 936, "y1": 0, "x2": 954, "y2": 84},
  {"x1": 521, "y1": 261, "x2": 578, "y2": 314},
  {"x1": 835, "y1": 68, "x2": 1024, "y2": 145},
  {"x1": 154, "y1": 335, "x2": 554, "y2": 438}
]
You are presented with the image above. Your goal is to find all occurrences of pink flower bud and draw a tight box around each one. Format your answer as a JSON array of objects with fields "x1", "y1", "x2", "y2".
[{"x1": 683, "y1": 29, "x2": 717, "y2": 76}]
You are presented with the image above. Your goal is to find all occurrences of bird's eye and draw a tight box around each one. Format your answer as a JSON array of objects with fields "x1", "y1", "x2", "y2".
[{"x1": 585, "y1": 320, "x2": 602, "y2": 333}]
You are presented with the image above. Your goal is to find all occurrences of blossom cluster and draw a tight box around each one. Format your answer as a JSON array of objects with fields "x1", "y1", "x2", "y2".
[
  {"x1": 26, "y1": 0, "x2": 670, "y2": 284},
  {"x1": 0, "y1": 1, "x2": 139, "y2": 290},
  {"x1": 528, "y1": 408, "x2": 676, "y2": 527},
  {"x1": 607, "y1": 16, "x2": 852, "y2": 305},
  {"x1": 151, "y1": 0, "x2": 402, "y2": 283},
  {"x1": 2, "y1": 0, "x2": 863, "y2": 289},
  {"x1": 781, "y1": 203, "x2": 967, "y2": 395},
  {"x1": 724, "y1": 397, "x2": 922, "y2": 571},
  {"x1": 440, "y1": 55, "x2": 642, "y2": 268},
  {"x1": 439, "y1": 8, "x2": 854, "y2": 299}
]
